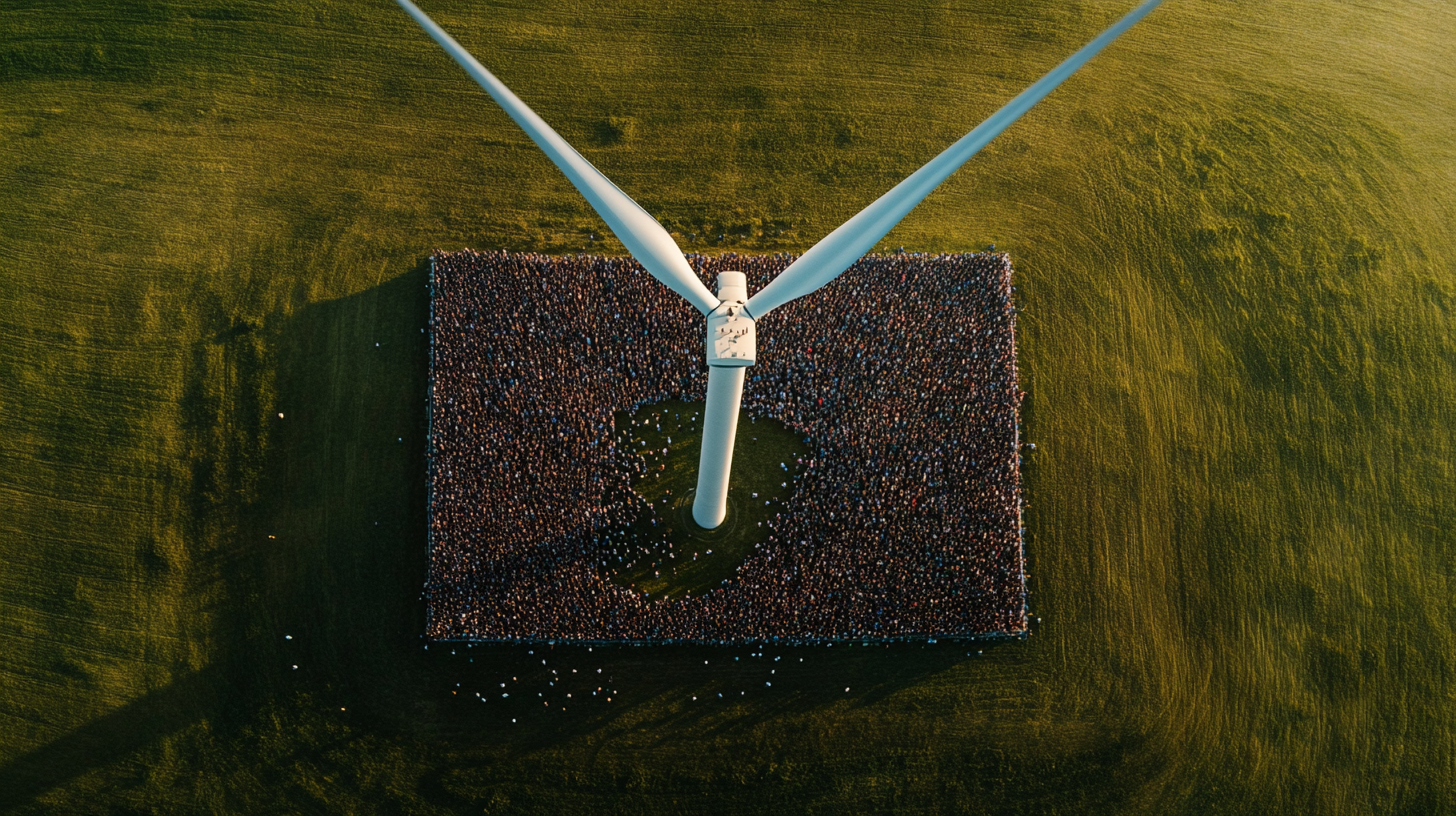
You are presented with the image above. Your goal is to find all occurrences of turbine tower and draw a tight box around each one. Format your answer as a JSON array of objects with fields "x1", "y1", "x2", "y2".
[
  {"x1": 396, "y1": 0, "x2": 1164, "y2": 528},
  {"x1": 697, "y1": 271, "x2": 754, "y2": 527}
]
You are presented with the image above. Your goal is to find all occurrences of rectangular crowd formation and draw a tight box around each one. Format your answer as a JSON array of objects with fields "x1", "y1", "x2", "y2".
[{"x1": 426, "y1": 250, "x2": 1027, "y2": 643}]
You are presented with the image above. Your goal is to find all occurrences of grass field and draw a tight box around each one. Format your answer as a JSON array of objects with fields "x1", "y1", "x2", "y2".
[
  {"x1": 610, "y1": 400, "x2": 810, "y2": 600},
  {"x1": 1, "y1": 0, "x2": 1453, "y2": 812}
]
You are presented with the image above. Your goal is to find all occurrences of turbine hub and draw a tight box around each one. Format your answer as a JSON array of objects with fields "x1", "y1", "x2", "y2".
[{"x1": 705, "y1": 271, "x2": 755, "y2": 367}]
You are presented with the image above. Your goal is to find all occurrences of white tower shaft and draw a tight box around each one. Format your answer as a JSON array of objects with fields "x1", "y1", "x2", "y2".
[
  {"x1": 692, "y1": 366, "x2": 746, "y2": 529},
  {"x1": 693, "y1": 271, "x2": 755, "y2": 528}
]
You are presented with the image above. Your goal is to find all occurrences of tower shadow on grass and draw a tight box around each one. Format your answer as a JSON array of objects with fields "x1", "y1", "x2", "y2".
[
  {"x1": 0, "y1": 666, "x2": 225, "y2": 810},
  {"x1": 0, "y1": 262, "x2": 438, "y2": 811},
  {"x1": 240, "y1": 257, "x2": 995, "y2": 746},
  {"x1": 0, "y1": 257, "x2": 1016, "y2": 812}
]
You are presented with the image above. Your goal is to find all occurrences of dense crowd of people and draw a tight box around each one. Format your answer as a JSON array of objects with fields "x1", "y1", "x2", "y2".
[{"x1": 427, "y1": 249, "x2": 1026, "y2": 642}]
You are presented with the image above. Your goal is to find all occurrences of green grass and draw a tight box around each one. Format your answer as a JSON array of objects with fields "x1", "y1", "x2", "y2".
[
  {"x1": 609, "y1": 399, "x2": 809, "y2": 599},
  {"x1": 1, "y1": 0, "x2": 1453, "y2": 813}
]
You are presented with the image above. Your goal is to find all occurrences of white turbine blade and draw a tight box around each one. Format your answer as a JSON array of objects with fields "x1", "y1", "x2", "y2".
[
  {"x1": 693, "y1": 366, "x2": 745, "y2": 529},
  {"x1": 395, "y1": 0, "x2": 720, "y2": 315},
  {"x1": 745, "y1": 0, "x2": 1163, "y2": 320}
]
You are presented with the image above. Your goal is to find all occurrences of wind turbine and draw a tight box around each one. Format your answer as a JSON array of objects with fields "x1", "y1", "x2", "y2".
[{"x1": 397, "y1": 0, "x2": 1163, "y2": 529}]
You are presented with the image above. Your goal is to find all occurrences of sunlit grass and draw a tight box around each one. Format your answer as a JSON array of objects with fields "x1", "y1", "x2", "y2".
[{"x1": 1, "y1": 0, "x2": 1453, "y2": 813}]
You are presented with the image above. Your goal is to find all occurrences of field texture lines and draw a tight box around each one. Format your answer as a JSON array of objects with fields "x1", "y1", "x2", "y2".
[{"x1": 1, "y1": 0, "x2": 1453, "y2": 813}]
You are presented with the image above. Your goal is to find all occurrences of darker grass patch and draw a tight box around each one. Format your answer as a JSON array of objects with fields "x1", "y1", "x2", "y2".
[
  {"x1": 607, "y1": 399, "x2": 809, "y2": 598},
  {"x1": 587, "y1": 117, "x2": 635, "y2": 147}
]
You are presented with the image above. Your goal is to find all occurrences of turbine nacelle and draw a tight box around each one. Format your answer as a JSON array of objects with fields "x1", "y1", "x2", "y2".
[{"x1": 705, "y1": 271, "x2": 756, "y2": 367}]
